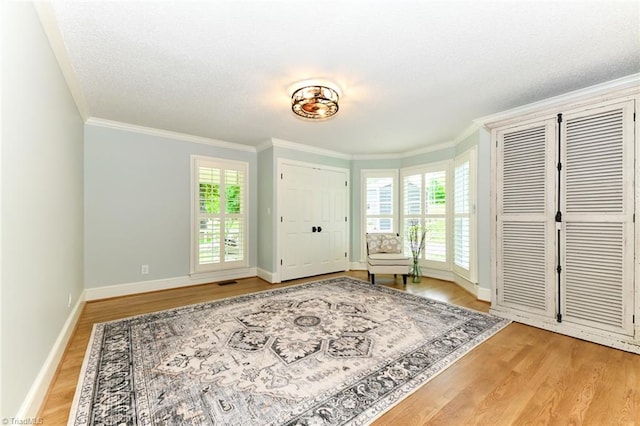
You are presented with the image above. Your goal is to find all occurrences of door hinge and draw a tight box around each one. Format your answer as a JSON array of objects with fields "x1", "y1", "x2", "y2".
[
  {"x1": 556, "y1": 313, "x2": 562, "y2": 322},
  {"x1": 557, "y1": 162, "x2": 562, "y2": 171},
  {"x1": 633, "y1": 112, "x2": 636, "y2": 122},
  {"x1": 557, "y1": 113, "x2": 563, "y2": 124},
  {"x1": 280, "y1": 216, "x2": 283, "y2": 222},
  {"x1": 345, "y1": 252, "x2": 347, "y2": 258},
  {"x1": 345, "y1": 180, "x2": 348, "y2": 187},
  {"x1": 555, "y1": 211, "x2": 562, "y2": 222},
  {"x1": 280, "y1": 259, "x2": 283, "y2": 266},
  {"x1": 281, "y1": 173, "x2": 283, "y2": 179},
  {"x1": 495, "y1": 140, "x2": 498, "y2": 148},
  {"x1": 345, "y1": 216, "x2": 347, "y2": 222},
  {"x1": 556, "y1": 265, "x2": 562, "y2": 274},
  {"x1": 633, "y1": 314, "x2": 635, "y2": 324}
]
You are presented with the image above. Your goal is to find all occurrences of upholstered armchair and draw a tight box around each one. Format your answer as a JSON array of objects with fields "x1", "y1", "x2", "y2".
[{"x1": 365, "y1": 233, "x2": 411, "y2": 285}]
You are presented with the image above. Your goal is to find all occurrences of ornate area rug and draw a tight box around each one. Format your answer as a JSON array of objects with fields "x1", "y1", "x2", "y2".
[{"x1": 69, "y1": 277, "x2": 509, "y2": 425}]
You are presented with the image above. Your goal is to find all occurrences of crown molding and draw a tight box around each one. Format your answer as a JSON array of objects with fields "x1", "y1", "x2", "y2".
[
  {"x1": 268, "y1": 138, "x2": 353, "y2": 160},
  {"x1": 255, "y1": 139, "x2": 275, "y2": 153},
  {"x1": 453, "y1": 123, "x2": 481, "y2": 145},
  {"x1": 34, "y1": 2, "x2": 89, "y2": 121},
  {"x1": 475, "y1": 73, "x2": 640, "y2": 128},
  {"x1": 85, "y1": 117, "x2": 257, "y2": 152},
  {"x1": 352, "y1": 139, "x2": 456, "y2": 161}
]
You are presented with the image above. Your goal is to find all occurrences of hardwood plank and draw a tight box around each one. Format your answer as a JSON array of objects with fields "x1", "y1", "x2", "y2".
[{"x1": 37, "y1": 271, "x2": 640, "y2": 425}]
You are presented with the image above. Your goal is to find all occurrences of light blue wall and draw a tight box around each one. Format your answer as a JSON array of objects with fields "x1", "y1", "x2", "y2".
[
  {"x1": 401, "y1": 147, "x2": 455, "y2": 168},
  {"x1": 257, "y1": 147, "x2": 274, "y2": 272},
  {"x1": 84, "y1": 125, "x2": 257, "y2": 288},
  {"x1": 1, "y1": 2, "x2": 84, "y2": 417}
]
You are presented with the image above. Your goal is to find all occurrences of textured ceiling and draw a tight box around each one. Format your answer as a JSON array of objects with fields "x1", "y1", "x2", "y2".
[{"x1": 46, "y1": 1, "x2": 640, "y2": 155}]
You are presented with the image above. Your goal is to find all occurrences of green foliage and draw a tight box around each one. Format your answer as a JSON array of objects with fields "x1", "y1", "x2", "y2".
[
  {"x1": 406, "y1": 223, "x2": 427, "y2": 260},
  {"x1": 200, "y1": 183, "x2": 242, "y2": 214},
  {"x1": 226, "y1": 185, "x2": 241, "y2": 213},
  {"x1": 200, "y1": 183, "x2": 220, "y2": 213},
  {"x1": 433, "y1": 178, "x2": 445, "y2": 204}
]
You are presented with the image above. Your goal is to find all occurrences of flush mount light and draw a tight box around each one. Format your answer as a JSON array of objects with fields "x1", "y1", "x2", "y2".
[{"x1": 291, "y1": 85, "x2": 339, "y2": 120}]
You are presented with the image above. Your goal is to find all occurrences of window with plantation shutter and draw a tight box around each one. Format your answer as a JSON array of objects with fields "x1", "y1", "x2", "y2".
[
  {"x1": 362, "y1": 170, "x2": 397, "y2": 233},
  {"x1": 401, "y1": 162, "x2": 450, "y2": 269},
  {"x1": 453, "y1": 147, "x2": 476, "y2": 281},
  {"x1": 192, "y1": 156, "x2": 248, "y2": 273}
]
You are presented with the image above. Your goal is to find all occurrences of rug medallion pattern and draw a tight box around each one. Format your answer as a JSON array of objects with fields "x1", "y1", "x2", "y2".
[{"x1": 70, "y1": 277, "x2": 509, "y2": 425}]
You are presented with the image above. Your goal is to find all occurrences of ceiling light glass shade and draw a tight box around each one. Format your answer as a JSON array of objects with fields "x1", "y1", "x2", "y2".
[{"x1": 291, "y1": 85, "x2": 339, "y2": 119}]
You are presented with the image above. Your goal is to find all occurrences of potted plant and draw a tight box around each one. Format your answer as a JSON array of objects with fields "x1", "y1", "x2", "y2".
[{"x1": 406, "y1": 224, "x2": 427, "y2": 283}]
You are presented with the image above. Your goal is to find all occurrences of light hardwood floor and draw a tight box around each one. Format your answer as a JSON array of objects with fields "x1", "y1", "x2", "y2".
[{"x1": 39, "y1": 271, "x2": 640, "y2": 425}]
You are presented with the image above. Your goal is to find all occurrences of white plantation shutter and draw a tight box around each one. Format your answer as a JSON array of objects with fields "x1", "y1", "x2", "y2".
[
  {"x1": 424, "y1": 171, "x2": 447, "y2": 263},
  {"x1": 192, "y1": 156, "x2": 248, "y2": 273},
  {"x1": 496, "y1": 119, "x2": 556, "y2": 316},
  {"x1": 363, "y1": 171, "x2": 397, "y2": 233},
  {"x1": 402, "y1": 163, "x2": 450, "y2": 269},
  {"x1": 561, "y1": 101, "x2": 634, "y2": 335},
  {"x1": 454, "y1": 148, "x2": 476, "y2": 280}
]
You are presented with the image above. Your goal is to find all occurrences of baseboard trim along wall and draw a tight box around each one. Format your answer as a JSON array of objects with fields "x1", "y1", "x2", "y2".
[
  {"x1": 17, "y1": 294, "x2": 85, "y2": 419},
  {"x1": 85, "y1": 267, "x2": 258, "y2": 301},
  {"x1": 490, "y1": 307, "x2": 640, "y2": 355},
  {"x1": 353, "y1": 261, "x2": 492, "y2": 302},
  {"x1": 476, "y1": 286, "x2": 492, "y2": 302},
  {"x1": 257, "y1": 268, "x2": 279, "y2": 284}
]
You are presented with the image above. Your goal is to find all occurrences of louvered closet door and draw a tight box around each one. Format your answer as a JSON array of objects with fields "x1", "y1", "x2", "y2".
[
  {"x1": 496, "y1": 119, "x2": 557, "y2": 317},
  {"x1": 561, "y1": 101, "x2": 635, "y2": 335}
]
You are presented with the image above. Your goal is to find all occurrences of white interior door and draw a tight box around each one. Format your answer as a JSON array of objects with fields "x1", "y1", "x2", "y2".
[{"x1": 279, "y1": 162, "x2": 348, "y2": 281}]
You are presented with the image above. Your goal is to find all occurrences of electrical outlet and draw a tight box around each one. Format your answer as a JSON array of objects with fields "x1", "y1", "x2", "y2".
[{"x1": 141, "y1": 264, "x2": 149, "y2": 275}]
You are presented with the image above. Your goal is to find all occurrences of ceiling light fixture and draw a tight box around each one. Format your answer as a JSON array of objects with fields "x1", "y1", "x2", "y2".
[{"x1": 291, "y1": 85, "x2": 339, "y2": 120}]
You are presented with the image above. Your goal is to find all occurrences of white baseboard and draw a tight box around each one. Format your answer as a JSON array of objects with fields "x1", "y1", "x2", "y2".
[
  {"x1": 350, "y1": 261, "x2": 367, "y2": 270},
  {"x1": 257, "y1": 268, "x2": 280, "y2": 284},
  {"x1": 85, "y1": 267, "x2": 258, "y2": 301},
  {"x1": 16, "y1": 293, "x2": 85, "y2": 419},
  {"x1": 453, "y1": 273, "x2": 476, "y2": 296},
  {"x1": 421, "y1": 267, "x2": 455, "y2": 282},
  {"x1": 477, "y1": 286, "x2": 492, "y2": 302},
  {"x1": 490, "y1": 306, "x2": 640, "y2": 354}
]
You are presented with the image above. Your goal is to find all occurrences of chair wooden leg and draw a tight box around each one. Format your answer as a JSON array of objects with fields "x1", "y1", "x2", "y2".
[
  {"x1": 402, "y1": 274, "x2": 407, "y2": 285},
  {"x1": 371, "y1": 274, "x2": 375, "y2": 284}
]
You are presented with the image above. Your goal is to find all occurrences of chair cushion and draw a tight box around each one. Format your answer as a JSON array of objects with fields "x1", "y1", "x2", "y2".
[
  {"x1": 367, "y1": 253, "x2": 412, "y2": 266},
  {"x1": 367, "y1": 233, "x2": 403, "y2": 254}
]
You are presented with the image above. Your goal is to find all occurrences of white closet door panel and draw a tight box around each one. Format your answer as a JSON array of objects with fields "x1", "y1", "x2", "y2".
[
  {"x1": 565, "y1": 107, "x2": 627, "y2": 213},
  {"x1": 498, "y1": 221, "x2": 553, "y2": 314},
  {"x1": 500, "y1": 125, "x2": 549, "y2": 214},
  {"x1": 561, "y1": 100, "x2": 635, "y2": 335},
  {"x1": 496, "y1": 119, "x2": 556, "y2": 317}
]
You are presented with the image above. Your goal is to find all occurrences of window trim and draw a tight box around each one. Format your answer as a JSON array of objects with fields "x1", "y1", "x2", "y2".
[
  {"x1": 361, "y1": 169, "x2": 399, "y2": 261},
  {"x1": 453, "y1": 147, "x2": 477, "y2": 282},
  {"x1": 190, "y1": 155, "x2": 249, "y2": 274}
]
